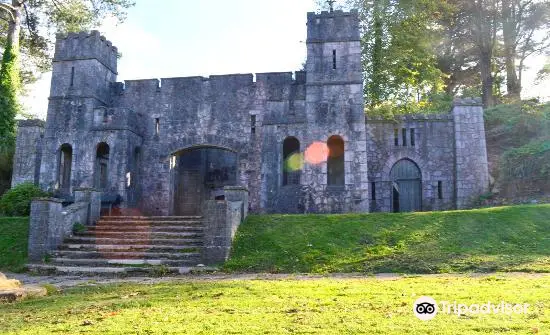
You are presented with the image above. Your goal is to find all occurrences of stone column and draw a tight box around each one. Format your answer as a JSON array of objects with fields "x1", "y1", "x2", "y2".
[
  {"x1": 74, "y1": 188, "x2": 102, "y2": 225},
  {"x1": 11, "y1": 120, "x2": 45, "y2": 187},
  {"x1": 224, "y1": 186, "x2": 249, "y2": 219},
  {"x1": 452, "y1": 97, "x2": 490, "y2": 209},
  {"x1": 28, "y1": 198, "x2": 63, "y2": 262}
]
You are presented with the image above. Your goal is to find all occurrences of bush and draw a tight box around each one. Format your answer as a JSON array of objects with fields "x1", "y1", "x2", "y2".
[{"x1": 0, "y1": 182, "x2": 47, "y2": 216}]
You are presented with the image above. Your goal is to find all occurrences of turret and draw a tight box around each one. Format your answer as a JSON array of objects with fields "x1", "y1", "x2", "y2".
[{"x1": 49, "y1": 30, "x2": 118, "y2": 104}]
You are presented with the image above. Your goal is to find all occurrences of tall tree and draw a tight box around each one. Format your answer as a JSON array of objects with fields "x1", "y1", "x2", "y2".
[
  {"x1": 501, "y1": 0, "x2": 550, "y2": 100},
  {"x1": 0, "y1": 0, "x2": 134, "y2": 142}
]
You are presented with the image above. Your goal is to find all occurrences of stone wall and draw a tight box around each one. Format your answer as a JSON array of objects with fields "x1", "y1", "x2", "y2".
[
  {"x1": 14, "y1": 9, "x2": 490, "y2": 216},
  {"x1": 453, "y1": 98, "x2": 490, "y2": 208},
  {"x1": 11, "y1": 120, "x2": 44, "y2": 187},
  {"x1": 366, "y1": 114, "x2": 457, "y2": 212},
  {"x1": 28, "y1": 198, "x2": 90, "y2": 262}
]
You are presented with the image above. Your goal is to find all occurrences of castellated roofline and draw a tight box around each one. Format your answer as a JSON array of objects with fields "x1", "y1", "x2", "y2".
[
  {"x1": 453, "y1": 97, "x2": 483, "y2": 106},
  {"x1": 117, "y1": 71, "x2": 307, "y2": 94},
  {"x1": 53, "y1": 30, "x2": 118, "y2": 73}
]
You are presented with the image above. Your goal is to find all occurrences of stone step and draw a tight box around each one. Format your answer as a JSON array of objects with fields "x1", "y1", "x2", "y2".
[
  {"x1": 64, "y1": 237, "x2": 203, "y2": 246},
  {"x1": 75, "y1": 231, "x2": 203, "y2": 239},
  {"x1": 96, "y1": 220, "x2": 203, "y2": 226},
  {"x1": 50, "y1": 258, "x2": 199, "y2": 267},
  {"x1": 27, "y1": 264, "x2": 216, "y2": 277},
  {"x1": 87, "y1": 225, "x2": 203, "y2": 233},
  {"x1": 53, "y1": 250, "x2": 201, "y2": 260},
  {"x1": 59, "y1": 244, "x2": 201, "y2": 253},
  {"x1": 99, "y1": 216, "x2": 202, "y2": 221}
]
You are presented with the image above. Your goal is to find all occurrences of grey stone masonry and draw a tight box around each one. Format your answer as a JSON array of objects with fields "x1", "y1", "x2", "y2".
[
  {"x1": 11, "y1": 120, "x2": 44, "y2": 187},
  {"x1": 13, "y1": 9, "x2": 489, "y2": 218},
  {"x1": 452, "y1": 97, "x2": 490, "y2": 208}
]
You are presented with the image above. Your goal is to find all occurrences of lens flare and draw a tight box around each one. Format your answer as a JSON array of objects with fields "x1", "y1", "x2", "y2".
[
  {"x1": 285, "y1": 152, "x2": 304, "y2": 172},
  {"x1": 305, "y1": 141, "x2": 329, "y2": 165}
]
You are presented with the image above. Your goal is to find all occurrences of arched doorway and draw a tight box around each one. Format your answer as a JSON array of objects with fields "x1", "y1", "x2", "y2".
[
  {"x1": 172, "y1": 146, "x2": 237, "y2": 215},
  {"x1": 390, "y1": 159, "x2": 422, "y2": 212}
]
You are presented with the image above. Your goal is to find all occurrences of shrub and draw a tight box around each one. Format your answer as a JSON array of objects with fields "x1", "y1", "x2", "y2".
[{"x1": 0, "y1": 182, "x2": 47, "y2": 216}]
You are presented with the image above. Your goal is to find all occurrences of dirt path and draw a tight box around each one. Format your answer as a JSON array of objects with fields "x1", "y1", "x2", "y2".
[{"x1": 3, "y1": 272, "x2": 549, "y2": 289}]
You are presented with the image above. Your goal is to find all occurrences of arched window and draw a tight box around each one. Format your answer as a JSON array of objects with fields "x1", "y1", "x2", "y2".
[
  {"x1": 95, "y1": 142, "x2": 110, "y2": 190},
  {"x1": 58, "y1": 144, "x2": 72, "y2": 193},
  {"x1": 327, "y1": 135, "x2": 345, "y2": 186},
  {"x1": 283, "y1": 137, "x2": 301, "y2": 185}
]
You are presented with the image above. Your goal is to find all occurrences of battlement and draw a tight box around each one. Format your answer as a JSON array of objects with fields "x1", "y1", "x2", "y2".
[
  {"x1": 366, "y1": 113, "x2": 454, "y2": 123},
  {"x1": 453, "y1": 97, "x2": 483, "y2": 106},
  {"x1": 307, "y1": 9, "x2": 360, "y2": 43},
  {"x1": 17, "y1": 119, "x2": 46, "y2": 128},
  {"x1": 117, "y1": 72, "x2": 306, "y2": 95},
  {"x1": 54, "y1": 30, "x2": 118, "y2": 73}
]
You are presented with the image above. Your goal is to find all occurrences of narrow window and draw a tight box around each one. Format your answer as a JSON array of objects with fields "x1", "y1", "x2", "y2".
[
  {"x1": 251, "y1": 115, "x2": 256, "y2": 134},
  {"x1": 438, "y1": 181, "x2": 443, "y2": 199},
  {"x1": 402, "y1": 128, "x2": 407, "y2": 146},
  {"x1": 283, "y1": 137, "x2": 301, "y2": 185},
  {"x1": 327, "y1": 135, "x2": 345, "y2": 186},
  {"x1": 410, "y1": 128, "x2": 416, "y2": 147},
  {"x1": 155, "y1": 118, "x2": 160, "y2": 135},
  {"x1": 70, "y1": 67, "x2": 75, "y2": 86},
  {"x1": 371, "y1": 182, "x2": 376, "y2": 200},
  {"x1": 95, "y1": 142, "x2": 110, "y2": 190},
  {"x1": 394, "y1": 128, "x2": 399, "y2": 146},
  {"x1": 332, "y1": 50, "x2": 337, "y2": 70},
  {"x1": 58, "y1": 144, "x2": 72, "y2": 194}
]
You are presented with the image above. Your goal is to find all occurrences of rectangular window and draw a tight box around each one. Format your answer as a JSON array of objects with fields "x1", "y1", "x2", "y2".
[
  {"x1": 155, "y1": 118, "x2": 160, "y2": 135},
  {"x1": 371, "y1": 182, "x2": 376, "y2": 200},
  {"x1": 410, "y1": 128, "x2": 415, "y2": 147},
  {"x1": 394, "y1": 128, "x2": 399, "y2": 146},
  {"x1": 332, "y1": 50, "x2": 337, "y2": 70},
  {"x1": 251, "y1": 115, "x2": 256, "y2": 134},
  {"x1": 402, "y1": 128, "x2": 407, "y2": 146},
  {"x1": 438, "y1": 181, "x2": 443, "y2": 199},
  {"x1": 70, "y1": 67, "x2": 75, "y2": 86}
]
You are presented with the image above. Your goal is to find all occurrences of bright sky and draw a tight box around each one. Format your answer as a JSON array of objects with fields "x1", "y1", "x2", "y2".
[{"x1": 21, "y1": 0, "x2": 549, "y2": 119}]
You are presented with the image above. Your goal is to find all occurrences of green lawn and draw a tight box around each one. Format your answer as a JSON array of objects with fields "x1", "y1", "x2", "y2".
[
  {"x1": 0, "y1": 217, "x2": 28, "y2": 272},
  {"x1": 0, "y1": 275, "x2": 548, "y2": 334},
  {"x1": 224, "y1": 204, "x2": 550, "y2": 273}
]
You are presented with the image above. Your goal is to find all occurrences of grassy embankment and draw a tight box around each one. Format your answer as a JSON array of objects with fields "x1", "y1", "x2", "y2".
[{"x1": 225, "y1": 204, "x2": 550, "y2": 274}]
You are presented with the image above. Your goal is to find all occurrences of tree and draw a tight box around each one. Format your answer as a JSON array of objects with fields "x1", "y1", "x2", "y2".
[
  {"x1": 0, "y1": 0, "x2": 133, "y2": 188},
  {"x1": 350, "y1": 0, "x2": 449, "y2": 111},
  {"x1": 501, "y1": 0, "x2": 550, "y2": 100}
]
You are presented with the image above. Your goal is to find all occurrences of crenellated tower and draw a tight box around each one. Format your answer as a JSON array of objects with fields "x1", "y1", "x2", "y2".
[{"x1": 302, "y1": 9, "x2": 369, "y2": 212}]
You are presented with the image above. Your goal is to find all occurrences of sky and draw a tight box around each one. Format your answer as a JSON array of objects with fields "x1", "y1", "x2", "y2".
[{"x1": 21, "y1": 0, "x2": 549, "y2": 119}]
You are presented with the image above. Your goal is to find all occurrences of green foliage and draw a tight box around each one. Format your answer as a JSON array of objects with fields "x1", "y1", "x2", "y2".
[
  {"x1": 366, "y1": 92, "x2": 453, "y2": 118},
  {"x1": 72, "y1": 222, "x2": 87, "y2": 233},
  {"x1": 0, "y1": 144, "x2": 14, "y2": 197},
  {"x1": 354, "y1": 0, "x2": 450, "y2": 108},
  {"x1": 500, "y1": 139, "x2": 550, "y2": 180},
  {"x1": 0, "y1": 182, "x2": 47, "y2": 217},
  {"x1": 225, "y1": 205, "x2": 550, "y2": 274},
  {"x1": 0, "y1": 216, "x2": 28, "y2": 272},
  {"x1": 0, "y1": 41, "x2": 21, "y2": 148}
]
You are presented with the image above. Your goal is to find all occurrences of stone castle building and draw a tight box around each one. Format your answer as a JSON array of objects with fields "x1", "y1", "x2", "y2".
[{"x1": 12, "y1": 9, "x2": 489, "y2": 216}]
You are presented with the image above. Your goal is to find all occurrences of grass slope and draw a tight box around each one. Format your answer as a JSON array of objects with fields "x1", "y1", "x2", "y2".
[
  {"x1": 0, "y1": 275, "x2": 548, "y2": 334},
  {"x1": 0, "y1": 217, "x2": 28, "y2": 272},
  {"x1": 224, "y1": 205, "x2": 550, "y2": 273}
]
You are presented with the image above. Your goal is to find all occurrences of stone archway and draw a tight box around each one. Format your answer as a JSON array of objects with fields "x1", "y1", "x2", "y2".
[
  {"x1": 390, "y1": 159, "x2": 422, "y2": 212},
  {"x1": 171, "y1": 145, "x2": 238, "y2": 215}
]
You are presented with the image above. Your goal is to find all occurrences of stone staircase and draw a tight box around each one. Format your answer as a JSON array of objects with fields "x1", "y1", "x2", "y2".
[{"x1": 28, "y1": 216, "x2": 211, "y2": 276}]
